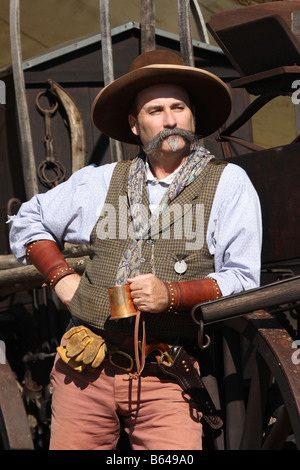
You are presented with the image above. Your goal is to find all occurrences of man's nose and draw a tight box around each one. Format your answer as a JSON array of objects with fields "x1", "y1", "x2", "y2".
[{"x1": 163, "y1": 110, "x2": 177, "y2": 128}]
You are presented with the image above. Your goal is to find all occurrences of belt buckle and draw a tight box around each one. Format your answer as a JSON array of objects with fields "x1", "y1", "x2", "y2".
[{"x1": 108, "y1": 350, "x2": 134, "y2": 372}]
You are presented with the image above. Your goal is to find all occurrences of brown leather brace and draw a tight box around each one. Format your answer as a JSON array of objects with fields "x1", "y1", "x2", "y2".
[
  {"x1": 26, "y1": 240, "x2": 75, "y2": 288},
  {"x1": 164, "y1": 278, "x2": 221, "y2": 313}
]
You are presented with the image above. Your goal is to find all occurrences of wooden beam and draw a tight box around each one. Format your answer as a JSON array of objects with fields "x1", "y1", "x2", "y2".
[
  {"x1": 0, "y1": 361, "x2": 34, "y2": 449},
  {"x1": 177, "y1": 0, "x2": 194, "y2": 66},
  {"x1": 140, "y1": 0, "x2": 156, "y2": 52},
  {"x1": 99, "y1": 0, "x2": 123, "y2": 162},
  {"x1": 190, "y1": 0, "x2": 210, "y2": 44},
  {"x1": 10, "y1": 0, "x2": 38, "y2": 199},
  {"x1": 0, "y1": 255, "x2": 89, "y2": 297}
]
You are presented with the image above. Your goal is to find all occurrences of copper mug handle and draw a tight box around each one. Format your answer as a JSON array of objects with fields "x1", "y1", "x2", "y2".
[{"x1": 108, "y1": 284, "x2": 137, "y2": 320}]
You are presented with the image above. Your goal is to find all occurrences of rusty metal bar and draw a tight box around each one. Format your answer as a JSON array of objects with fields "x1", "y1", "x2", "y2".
[{"x1": 192, "y1": 276, "x2": 300, "y2": 325}]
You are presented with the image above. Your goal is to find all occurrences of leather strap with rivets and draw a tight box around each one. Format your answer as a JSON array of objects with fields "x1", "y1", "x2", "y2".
[
  {"x1": 26, "y1": 240, "x2": 75, "y2": 288},
  {"x1": 164, "y1": 277, "x2": 221, "y2": 314}
]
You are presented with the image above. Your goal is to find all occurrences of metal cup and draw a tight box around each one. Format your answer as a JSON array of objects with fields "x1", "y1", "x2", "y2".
[{"x1": 108, "y1": 284, "x2": 137, "y2": 320}]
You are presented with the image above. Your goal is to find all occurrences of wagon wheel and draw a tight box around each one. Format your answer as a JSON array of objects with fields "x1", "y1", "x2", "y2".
[
  {"x1": 206, "y1": 310, "x2": 300, "y2": 450},
  {"x1": 0, "y1": 360, "x2": 34, "y2": 449}
]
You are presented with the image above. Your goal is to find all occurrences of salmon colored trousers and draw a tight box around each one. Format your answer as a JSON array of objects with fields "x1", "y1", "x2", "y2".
[{"x1": 49, "y1": 350, "x2": 203, "y2": 450}]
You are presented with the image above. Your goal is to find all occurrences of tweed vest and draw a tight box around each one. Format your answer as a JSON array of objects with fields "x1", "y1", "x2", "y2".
[{"x1": 69, "y1": 158, "x2": 226, "y2": 341}]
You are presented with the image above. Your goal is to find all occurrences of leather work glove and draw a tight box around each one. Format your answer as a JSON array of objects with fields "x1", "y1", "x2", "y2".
[{"x1": 56, "y1": 325, "x2": 107, "y2": 372}]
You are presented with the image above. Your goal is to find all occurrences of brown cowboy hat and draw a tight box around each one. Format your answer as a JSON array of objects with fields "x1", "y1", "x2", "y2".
[{"x1": 91, "y1": 50, "x2": 232, "y2": 145}]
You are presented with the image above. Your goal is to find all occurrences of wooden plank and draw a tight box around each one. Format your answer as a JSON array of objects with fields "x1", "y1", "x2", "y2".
[
  {"x1": 10, "y1": 0, "x2": 38, "y2": 199},
  {"x1": 239, "y1": 351, "x2": 270, "y2": 450},
  {"x1": 208, "y1": 15, "x2": 300, "y2": 79},
  {"x1": 0, "y1": 254, "x2": 89, "y2": 297},
  {"x1": 230, "y1": 65, "x2": 300, "y2": 95},
  {"x1": 99, "y1": 0, "x2": 123, "y2": 162},
  {"x1": 177, "y1": 0, "x2": 194, "y2": 66},
  {"x1": 100, "y1": 0, "x2": 114, "y2": 87},
  {"x1": 226, "y1": 143, "x2": 300, "y2": 263},
  {"x1": 190, "y1": 0, "x2": 210, "y2": 44},
  {"x1": 140, "y1": 0, "x2": 156, "y2": 53},
  {"x1": 207, "y1": 2, "x2": 300, "y2": 33},
  {"x1": 0, "y1": 361, "x2": 34, "y2": 449}
]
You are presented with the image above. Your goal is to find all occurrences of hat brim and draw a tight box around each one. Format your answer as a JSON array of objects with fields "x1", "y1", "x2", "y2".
[{"x1": 91, "y1": 64, "x2": 232, "y2": 145}]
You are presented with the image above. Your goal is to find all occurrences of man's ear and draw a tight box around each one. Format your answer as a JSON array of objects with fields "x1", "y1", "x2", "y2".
[{"x1": 128, "y1": 114, "x2": 139, "y2": 136}]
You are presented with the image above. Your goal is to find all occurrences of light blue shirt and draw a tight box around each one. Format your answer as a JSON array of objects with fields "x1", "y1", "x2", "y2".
[{"x1": 9, "y1": 161, "x2": 262, "y2": 297}]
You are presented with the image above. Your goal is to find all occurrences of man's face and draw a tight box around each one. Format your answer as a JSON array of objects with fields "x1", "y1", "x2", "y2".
[{"x1": 128, "y1": 84, "x2": 196, "y2": 154}]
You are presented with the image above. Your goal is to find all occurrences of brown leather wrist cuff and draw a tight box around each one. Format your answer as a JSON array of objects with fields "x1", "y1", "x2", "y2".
[
  {"x1": 26, "y1": 240, "x2": 75, "y2": 288},
  {"x1": 164, "y1": 278, "x2": 221, "y2": 313}
]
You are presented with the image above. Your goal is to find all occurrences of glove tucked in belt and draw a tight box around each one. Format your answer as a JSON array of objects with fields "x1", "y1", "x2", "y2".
[
  {"x1": 57, "y1": 324, "x2": 161, "y2": 374},
  {"x1": 57, "y1": 325, "x2": 107, "y2": 372}
]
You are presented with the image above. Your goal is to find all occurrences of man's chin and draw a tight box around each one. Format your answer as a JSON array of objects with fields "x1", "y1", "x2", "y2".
[
  {"x1": 162, "y1": 135, "x2": 191, "y2": 153},
  {"x1": 166, "y1": 135, "x2": 181, "y2": 151}
]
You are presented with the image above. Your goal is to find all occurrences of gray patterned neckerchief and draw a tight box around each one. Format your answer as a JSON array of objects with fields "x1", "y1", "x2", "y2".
[{"x1": 115, "y1": 143, "x2": 214, "y2": 285}]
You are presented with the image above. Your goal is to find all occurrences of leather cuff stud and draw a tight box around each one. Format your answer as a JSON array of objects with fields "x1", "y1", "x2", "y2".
[
  {"x1": 26, "y1": 240, "x2": 75, "y2": 288},
  {"x1": 164, "y1": 277, "x2": 221, "y2": 313}
]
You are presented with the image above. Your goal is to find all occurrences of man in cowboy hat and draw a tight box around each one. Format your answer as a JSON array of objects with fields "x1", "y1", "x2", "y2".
[{"x1": 9, "y1": 50, "x2": 262, "y2": 450}]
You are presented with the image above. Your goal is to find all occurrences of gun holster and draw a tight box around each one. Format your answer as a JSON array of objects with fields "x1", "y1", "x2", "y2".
[{"x1": 158, "y1": 345, "x2": 223, "y2": 430}]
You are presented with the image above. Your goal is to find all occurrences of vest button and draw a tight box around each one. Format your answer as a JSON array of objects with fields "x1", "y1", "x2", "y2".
[
  {"x1": 146, "y1": 239, "x2": 153, "y2": 244},
  {"x1": 140, "y1": 257, "x2": 146, "y2": 263}
]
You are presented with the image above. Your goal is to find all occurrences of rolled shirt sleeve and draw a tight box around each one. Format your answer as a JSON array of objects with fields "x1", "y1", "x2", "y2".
[{"x1": 206, "y1": 163, "x2": 262, "y2": 296}]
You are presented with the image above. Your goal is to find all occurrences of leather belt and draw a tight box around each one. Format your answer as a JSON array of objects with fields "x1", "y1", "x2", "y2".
[{"x1": 107, "y1": 340, "x2": 171, "y2": 373}]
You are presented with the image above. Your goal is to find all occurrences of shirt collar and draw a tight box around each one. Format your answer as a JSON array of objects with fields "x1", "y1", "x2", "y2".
[{"x1": 144, "y1": 157, "x2": 183, "y2": 185}]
